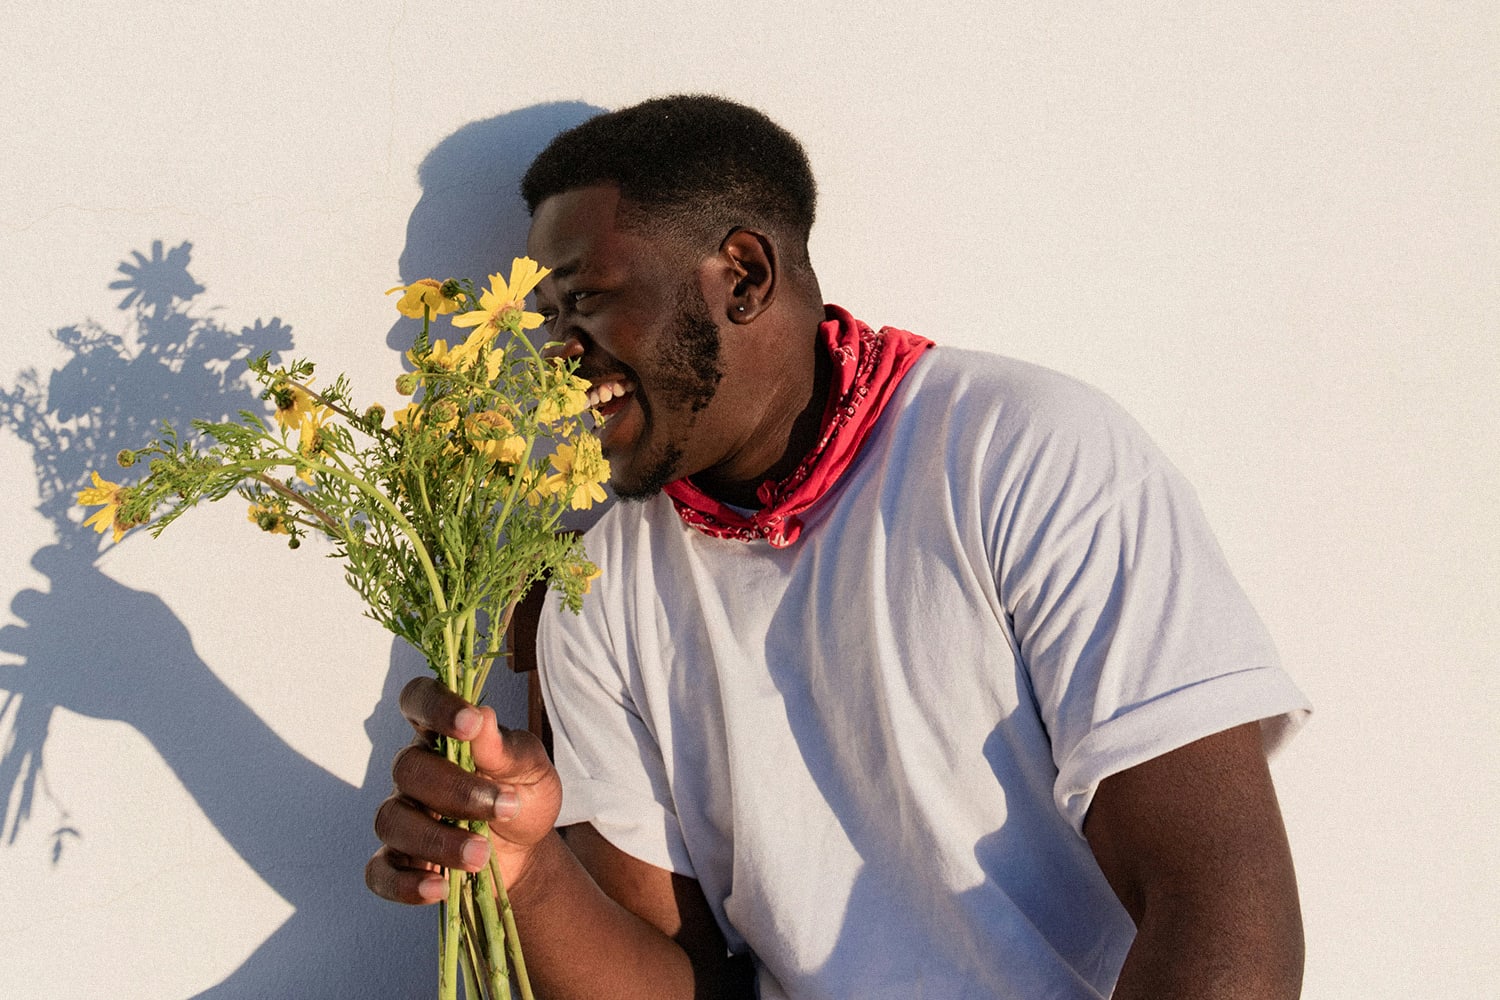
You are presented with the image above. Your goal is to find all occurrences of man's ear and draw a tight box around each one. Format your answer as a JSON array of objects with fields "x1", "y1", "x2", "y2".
[{"x1": 718, "y1": 227, "x2": 777, "y2": 324}]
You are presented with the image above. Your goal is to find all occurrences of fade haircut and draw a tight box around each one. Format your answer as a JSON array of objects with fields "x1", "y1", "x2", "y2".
[{"x1": 521, "y1": 95, "x2": 818, "y2": 276}]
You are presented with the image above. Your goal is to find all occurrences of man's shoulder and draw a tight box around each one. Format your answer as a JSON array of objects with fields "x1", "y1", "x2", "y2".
[{"x1": 896, "y1": 345, "x2": 1151, "y2": 449}]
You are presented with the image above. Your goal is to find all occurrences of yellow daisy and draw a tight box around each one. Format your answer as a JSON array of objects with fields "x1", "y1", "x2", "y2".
[
  {"x1": 465, "y1": 410, "x2": 528, "y2": 466},
  {"x1": 76, "y1": 470, "x2": 134, "y2": 542},
  {"x1": 562, "y1": 559, "x2": 602, "y2": 595},
  {"x1": 406, "y1": 332, "x2": 503, "y2": 386},
  {"x1": 296, "y1": 406, "x2": 334, "y2": 484},
  {"x1": 391, "y1": 403, "x2": 418, "y2": 434},
  {"x1": 536, "y1": 373, "x2": 591, "y2": 425},
  {"x1": 386, "y1": 278, "x2": 465, "y2": 319},
  {"x1": 450, "y1": 257, "x2": 550, "y2": 336},
  {"x1": 271, "y1": 379, "x2": 318, "y2": 431},
  {"x1": 247, "y1": 503, "x2": 290, "y2": 535},
  {"x1": 546, "y1": 437, "x2": 610, "y2": 510}
]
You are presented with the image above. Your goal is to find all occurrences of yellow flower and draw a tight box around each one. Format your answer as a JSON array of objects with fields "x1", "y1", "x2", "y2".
[
  {"x1": 407, "y1": 331, "x2": 503, "y2": 385},
  {"x1": 271, "y1": 379, "x2": 317, "y2": 431},
  {"x1": 562, "y1": 559, "x2": 602, "y2": 595},
  {"x1": 453, "y1": 334, "x2": 506, "y2": 382},
  {"x1": 247, "y1": 503, "x2": 290, "y2": 535},
  {"x1": 407, "y1": 338, "x2": 457, "y2": 372},
  {"x1": 386, "y1": 278, "x2": 465, "y2": 319},
  {"x1": 465, "y1": 410, "x2": 528, "y2": 466},
  {"x1": 545, "y1": 437, "x2": 610, "y2": 510},
  {"x1": 536, "y1": 373, "x2": 591, "y2": 425},
  {"x1": 296, "y1": 406, "x2": 334, "y2": 484},
  {"x1": 76, "y1": 470, "x2": 135, "y2": 542},
  {"x1": 391, "y1": 400, "x2": 458, "y2": 439},
  {"x1": 391, "y1": 403, "x2": 418, "y2": 434},
  {"x1": 450, "y1": 257, "x2": 550, "y2": 337}
]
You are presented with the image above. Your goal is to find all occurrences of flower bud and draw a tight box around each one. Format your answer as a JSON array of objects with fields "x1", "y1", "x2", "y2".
[
  {"x1": 395, "y1": 373, "x2": 419, "y2": 396},
  {"x1": 116, "y1": 449, "x2": 137, "y2": 468},
  {"x1": 363, "y1": 404, "x2": 386, "y2": 431}
]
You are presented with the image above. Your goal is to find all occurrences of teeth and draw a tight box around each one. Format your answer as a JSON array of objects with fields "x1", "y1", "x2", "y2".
[{"x1": 585, "y1": 378, "x2": 634, "y2": 410}]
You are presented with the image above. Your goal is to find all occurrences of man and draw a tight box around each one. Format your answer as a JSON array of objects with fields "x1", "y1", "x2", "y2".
[{"x1": 368, "y1": 95, "x2": 1310, "y2": 999}]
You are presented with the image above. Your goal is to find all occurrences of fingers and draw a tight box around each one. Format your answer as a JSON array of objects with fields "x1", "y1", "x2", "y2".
[
  {"x1": 377, "y1": 677, "x2": 562, "y2": 905},
  {"x1": 374, "y1": 793, "x2": 494, "y2": 873},
  {"x1": 397, "y1": 678, "x2": 551, "y2": 787},
  {"x1": 391, "y1": 742, "x2": 520, "y2": 822},
  {"x1": 399, "y1": 676, "x2": 485, "y2": 741},
  {"x1": 364, "y1": 844, "x2": 451, "y2": 905}
]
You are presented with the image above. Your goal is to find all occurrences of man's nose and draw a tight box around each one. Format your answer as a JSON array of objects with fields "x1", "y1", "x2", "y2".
[{"x1": 542, "y1": 332, "x2": 585, "y2": 361}]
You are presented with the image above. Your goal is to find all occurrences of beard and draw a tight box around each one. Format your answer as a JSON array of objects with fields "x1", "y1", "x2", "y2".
[{"x1": 613, "y1": 281, "x2": 724, "y2": 502}]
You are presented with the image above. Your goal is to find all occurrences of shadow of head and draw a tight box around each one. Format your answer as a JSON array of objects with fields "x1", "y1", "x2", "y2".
[{"x1": 387, "y1": 101, "x2": 604, "y2": 352}]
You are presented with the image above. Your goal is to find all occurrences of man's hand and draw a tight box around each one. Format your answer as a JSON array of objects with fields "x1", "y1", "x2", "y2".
[
  {"x1": 363, "y1": 678, "x2": 749, "y2": 1000},
  {"x1": 366, "y1": 676, "x2": 562, "y2": 904}
]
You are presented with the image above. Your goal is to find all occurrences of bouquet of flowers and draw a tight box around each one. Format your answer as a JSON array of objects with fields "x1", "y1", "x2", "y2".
[{"x1": 76, "y1": 257, "x2": 605, "y2": 1000}]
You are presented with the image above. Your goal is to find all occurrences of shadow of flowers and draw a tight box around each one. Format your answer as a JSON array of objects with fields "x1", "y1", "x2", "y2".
[{"x1": 0, "y1": 99, "x2": 605, "y2": 997}]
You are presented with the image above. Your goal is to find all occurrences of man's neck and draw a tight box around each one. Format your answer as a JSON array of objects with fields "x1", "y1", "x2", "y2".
[{"x1": 688, "y1": 316, "x2": 833, "y2": 510}]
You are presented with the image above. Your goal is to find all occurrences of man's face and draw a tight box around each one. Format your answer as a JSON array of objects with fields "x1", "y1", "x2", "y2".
[{"x1": 528, "y1": 185, "x2": 727, "y2": 500}]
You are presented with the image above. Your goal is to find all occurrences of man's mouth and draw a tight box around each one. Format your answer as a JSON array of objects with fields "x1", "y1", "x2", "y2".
[{"x1": 585, "y1": 375, "x2": 636, "y2": 425}]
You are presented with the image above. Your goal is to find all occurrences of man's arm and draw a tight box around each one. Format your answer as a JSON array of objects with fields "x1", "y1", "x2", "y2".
[
  {"x1": 366, "y1": 677, "x2": 752, "y2": 1000},
  {"x1": 1084, "y1": 721, "x2": 1304, "y2": 999}
]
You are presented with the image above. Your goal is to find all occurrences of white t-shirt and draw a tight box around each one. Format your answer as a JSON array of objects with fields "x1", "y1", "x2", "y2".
[{"x1": 538, "y1": 346, "x2": 1310, "y2": 1000}]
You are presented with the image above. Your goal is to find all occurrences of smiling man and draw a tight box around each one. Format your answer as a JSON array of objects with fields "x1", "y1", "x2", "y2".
[{"x1": 368, "y1": 95, "x2": 1311, "y2": 1000}]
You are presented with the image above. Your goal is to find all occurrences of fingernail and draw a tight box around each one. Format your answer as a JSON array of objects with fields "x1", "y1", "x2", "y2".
[
  {"x1": 453, "y1": 707, "x2": 481, "y2": 736},
  {"x1": 418, "y1": 875, "x2": 447, "y2": 902},
  {"x1": 493, "y1": 788, "x2": 519, "y2": 821},
  {"x1": 461, "y1": 838, "x2": 490, "y2": 870}
]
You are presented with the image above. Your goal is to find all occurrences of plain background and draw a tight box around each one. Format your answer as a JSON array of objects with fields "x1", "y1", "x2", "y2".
[{"x1": 1, "y1": 3, "x2": 1494, "y2": 996}]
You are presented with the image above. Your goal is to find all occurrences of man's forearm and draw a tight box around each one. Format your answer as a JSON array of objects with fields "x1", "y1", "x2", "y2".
[{"x1": 504, "y1": 831, "x2": 709, "y2": 1000}]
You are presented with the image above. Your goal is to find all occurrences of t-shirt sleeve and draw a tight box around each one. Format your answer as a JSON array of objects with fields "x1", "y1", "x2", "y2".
[
  {"x1": 536, "y1": 587, "x2": 697, "y2": 877},
  {"x1": 992, "y1": 391, "x2": 1311, "y2": 835}
]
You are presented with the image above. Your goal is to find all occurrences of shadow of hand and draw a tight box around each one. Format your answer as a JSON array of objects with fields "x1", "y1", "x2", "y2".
[{"x1": 0, "y1": 544, "x2": 202, "y2": 728}]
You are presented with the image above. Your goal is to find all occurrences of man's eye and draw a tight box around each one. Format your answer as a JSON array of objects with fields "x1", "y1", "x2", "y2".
[{"x1": 569, "y1": 290, "x2": 594, "y2": 306}]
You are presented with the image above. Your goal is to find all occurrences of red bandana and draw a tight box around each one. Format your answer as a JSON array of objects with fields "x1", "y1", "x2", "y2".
[{"x1": 663, "y1": 305, "x2": 934, "y2": 547}]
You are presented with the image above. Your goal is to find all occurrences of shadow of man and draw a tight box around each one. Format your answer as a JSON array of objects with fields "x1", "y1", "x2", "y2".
[{"x1": 0, "y1": 99, "x2": 604, "y2": 998}]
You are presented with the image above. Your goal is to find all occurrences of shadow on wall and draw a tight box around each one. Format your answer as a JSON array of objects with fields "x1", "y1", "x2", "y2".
[
  {"x1": 390, "y1": 99, "x2": 615, "y2": 536},
  {"x1": 0, "y1": 100, "x2": 602, "y2": 999}
]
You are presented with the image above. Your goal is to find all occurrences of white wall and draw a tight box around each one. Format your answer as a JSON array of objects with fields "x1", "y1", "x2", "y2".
[{"x1": 1, "y1": 3, "x2": 1494, "y2": 996}]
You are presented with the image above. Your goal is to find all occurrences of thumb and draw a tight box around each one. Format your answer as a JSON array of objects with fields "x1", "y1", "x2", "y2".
[{"x1": 468, "y1": 706, "x2": 552, "y2": 782}]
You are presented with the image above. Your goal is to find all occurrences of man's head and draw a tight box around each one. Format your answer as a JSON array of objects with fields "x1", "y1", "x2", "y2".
[
  {"x1": 523, "y1": 96, "x2": 826, "y2": 504},
  {"x1": 522, "y1": 94, "x2": 818, "y2": 282}
]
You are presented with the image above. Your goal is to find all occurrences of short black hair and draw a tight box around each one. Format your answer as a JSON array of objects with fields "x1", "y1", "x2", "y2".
[{"x1": 521, "y1": 94, "x2": 817, "y2": 272}]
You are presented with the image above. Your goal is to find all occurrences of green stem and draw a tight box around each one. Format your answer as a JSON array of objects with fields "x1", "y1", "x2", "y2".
[
  {"x1": 473, "y1": 838, "x2": 512, "y2": 1000},
  {"x1": 470, "y1": 595, "x2": 521, "y2": 698},
  {"x1": 490, "y1": 852, "x2": 536, "y2": 1000},
  {"x1": 274, "y1": 374, "x2": 367, "y2": 432},
  {"x1": 460, "y1": 880, "x2": 492, "y2": 1000},
  {"x1": 247, "y1": 473, "x2": 343, "y2": 535},
  {"x1": 234, "y1": 454, "x2": 451, "y2": 619},
  {"x1": 442, "y1": 867, "x2": 464, "y2": 1000},
  {"x1": 460, "y1": 934, "x2": 483, "y2": 1000},
  {"x1": 488, "y1": 436, "x2": 538, "y2": 554},
  {"x1": 462, "y1": 610, "x2": 480, "y2": 703}
]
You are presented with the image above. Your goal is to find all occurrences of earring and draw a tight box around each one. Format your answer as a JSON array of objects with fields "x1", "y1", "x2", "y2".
[{"x1": 736, "y1": 306, "x2": 746, "y2": 312}]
